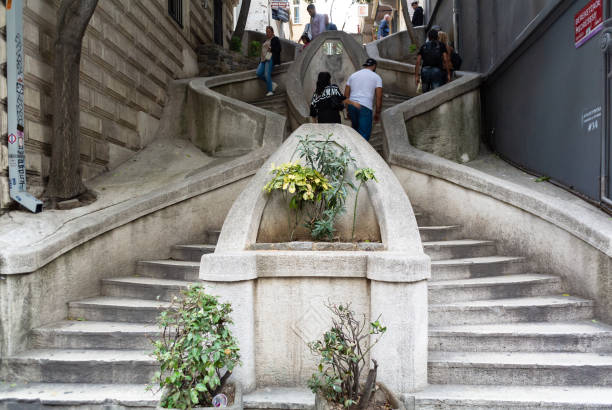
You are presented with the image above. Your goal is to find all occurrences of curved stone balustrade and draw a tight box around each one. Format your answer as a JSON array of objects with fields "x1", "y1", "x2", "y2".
[
  {"x1": 380, "y1": 71, "x2": 483, "y2": 162},
  {"x1": 187, "y1": 68, "x2": 290, "y2": 156}
]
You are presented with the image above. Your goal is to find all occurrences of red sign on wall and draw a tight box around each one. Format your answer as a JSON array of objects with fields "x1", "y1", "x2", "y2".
[
  {"x1": 270, "y1": 1, "x2": 289, "y2": 8},
  {"x1": 575, "y1": 0, "x2": 603, "y2": 48}
]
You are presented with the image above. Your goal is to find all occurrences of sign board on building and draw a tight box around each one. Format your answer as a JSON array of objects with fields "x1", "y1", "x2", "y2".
[
  {"x1": 358, "y1": 4, "x2": 369, "y2": 17},
  {"x1": 270, "y1": 1, "x2": 289, "y2": 8},
  {"x1": 575, "y1": 0, "x2": 603, "y2": 48}
]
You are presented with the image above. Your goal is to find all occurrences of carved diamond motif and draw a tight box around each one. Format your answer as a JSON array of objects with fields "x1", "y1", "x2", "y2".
[{"x1": 291, "y1": 303, "x2": 330, "y2": 345}]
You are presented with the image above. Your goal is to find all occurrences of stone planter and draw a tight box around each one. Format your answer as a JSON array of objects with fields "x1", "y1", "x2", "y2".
[
  {"x1": 314, "y1": 382, "x2": 405, "y2": 410},
  {"x1": 158, "y1": 381, "x2": 243, "y2": 410}
]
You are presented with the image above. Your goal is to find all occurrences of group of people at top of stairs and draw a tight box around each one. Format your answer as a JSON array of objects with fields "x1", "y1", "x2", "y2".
[
  {"x1": 377, "y1": 1, "x2": 423, "y2": 40},
  {"x1": 255, "y1": 2, "x2": 460, "y2": 139}
]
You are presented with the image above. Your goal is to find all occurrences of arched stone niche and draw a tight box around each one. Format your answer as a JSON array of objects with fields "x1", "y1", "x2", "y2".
[
  {"x1": 199, "y1": 124, "x2": 430, "y2": 395},
  {"x1": 286, "y1": 31, "x2": 369, "y2": 126}
]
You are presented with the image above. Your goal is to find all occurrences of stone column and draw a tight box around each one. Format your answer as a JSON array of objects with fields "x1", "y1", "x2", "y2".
[
  {"x1": 367, "y1": 253, "x2": 430, "y2": 394},
  {"x1": 200, "y1": 253, "x2": 258, "y2": 392}
]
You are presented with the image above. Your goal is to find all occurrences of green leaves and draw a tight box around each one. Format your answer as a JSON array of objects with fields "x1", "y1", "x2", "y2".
[
  {"x1": 263, "y1": 134, "x2": 367, "y2": 241},
  {"x1": 355, "y1": 168, "x2": 377, "y2": 183},
  {"x1": 308, "y1": 302, "x2": 387, "y2": 408},
  {"x1": 149, "y1": 285, "x2": 242, "y2": 409}
]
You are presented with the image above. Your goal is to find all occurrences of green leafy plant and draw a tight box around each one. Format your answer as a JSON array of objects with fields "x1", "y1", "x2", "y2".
[
  {"x1": 149, "y1": 285, "x2": 241, "y2": 409},
  {"x1": 264, "y1": 134, "x2": 380, "y2": 241},
  {"x1": 308, "y1": 302, "x2": 387, "y2": 408},
  {"x1": 295, "y1": 134, "x2": 356, "y2": 240},
  {"x1": 351, "y1": 168, "x2": 377, "y2": 241},
  {"x1": 248, "y1": 41, "x2": 261, "y2": 58},
  {"x1": 409, "y1": 44, "x2": 418, "y2": 53},
  {"x1": 264, "y1": 161, "x2": 331, "y2": 240},
  {"x1": 230, "y1": 36, "x2": 242, "y2": 52}
]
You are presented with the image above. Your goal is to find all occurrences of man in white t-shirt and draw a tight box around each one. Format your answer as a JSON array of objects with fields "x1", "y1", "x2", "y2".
[{"x1": 344, "y1": 58, "x2": 383, "y2": 141}]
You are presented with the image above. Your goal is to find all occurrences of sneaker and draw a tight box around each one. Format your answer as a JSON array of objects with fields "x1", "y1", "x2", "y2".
[
  {"x1": 266, "y1": 91, "x2": 274, "y2": 96},
  {"x1": 272, "y1": 82, "x2": 278, "y2": 92}
]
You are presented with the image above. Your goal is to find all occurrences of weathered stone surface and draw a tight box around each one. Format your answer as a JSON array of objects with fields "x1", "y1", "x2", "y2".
[{"x1": 201, "y1": 123, "x2": 430, "y2": 394}]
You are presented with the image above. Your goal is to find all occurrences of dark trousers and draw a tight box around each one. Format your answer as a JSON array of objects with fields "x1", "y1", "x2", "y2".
[{"x1": 421, "y1": 66, "x2": 446, "y2": 92}]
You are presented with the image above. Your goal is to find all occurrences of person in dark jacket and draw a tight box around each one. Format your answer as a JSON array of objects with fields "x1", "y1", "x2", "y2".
[
  {"x1": 411, "y1": 1, "x2": 424, "y2": 26},
  {"x1": 415, "y1": 29, "x2": 451, "y2": 92},
  {"x1": 256, "y1": 26, "x2": 281, "y2": 96},
  {"x1": 310, "y1": 72, "x2": 360, "y2": 124}
]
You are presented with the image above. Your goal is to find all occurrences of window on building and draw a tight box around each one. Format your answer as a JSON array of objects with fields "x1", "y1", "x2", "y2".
[
  {"x1": 168, "y1": 0, "x2": 183, "y2": 27},
  {"x1": 293, "y1": 0, "x2": 300, "y2": 24}
]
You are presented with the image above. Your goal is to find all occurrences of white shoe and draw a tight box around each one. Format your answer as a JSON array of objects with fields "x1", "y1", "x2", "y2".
[
  {"x1": 266, "y1": 91, "x2": 274, "y2": 96},
  {"x1": 272, "y1": 82, "x2": 278, "y2": 92}
]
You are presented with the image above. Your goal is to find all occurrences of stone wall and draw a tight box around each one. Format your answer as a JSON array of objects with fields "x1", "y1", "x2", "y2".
[{"x1": 0, "y1": 0, "x2": 237, "y2": 211}]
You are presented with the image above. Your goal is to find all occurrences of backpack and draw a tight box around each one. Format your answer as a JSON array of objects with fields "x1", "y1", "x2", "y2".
[
  {"x1": 420, "y1": 41, "x2": 444, "y2": 69},
  {"x1": 450, "y1": 50, "x2": 462, "y2": 71}
]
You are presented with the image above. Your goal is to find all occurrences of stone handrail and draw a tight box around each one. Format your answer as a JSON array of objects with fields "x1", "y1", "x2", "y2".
[{"x1": 187, "y1": 66, "x2": 288, "y2": 156}]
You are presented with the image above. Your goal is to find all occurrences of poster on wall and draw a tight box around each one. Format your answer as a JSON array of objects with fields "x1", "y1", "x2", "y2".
[
  {"x1": 575, "y1": 0, "x2": 603, "y2": 48},
  {"x1": 358, "y1": 4, "x2": 369, "y2": 17}
]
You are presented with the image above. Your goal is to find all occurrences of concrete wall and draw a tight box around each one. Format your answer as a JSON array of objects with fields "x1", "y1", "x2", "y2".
[
  {"x1": 427, "y1": 0, "x2": 556, "y2": 73},
  {"x1": 406, "y1": 90, "x2": 480, "y2": 163},
  {"x1": 0, "y1": 177, "x2": 251, "y2": 358},
  {"x1": 0, "y1": 0, "x2": 237, "y2": 211},
  {"x1": 483, "y1": 0, "x2": 606, "y2": 203}
]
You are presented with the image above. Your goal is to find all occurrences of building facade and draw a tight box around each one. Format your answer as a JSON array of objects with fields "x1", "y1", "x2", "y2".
[{"x1": 0, "y1": 0, "x2": 238, "y2": 211}]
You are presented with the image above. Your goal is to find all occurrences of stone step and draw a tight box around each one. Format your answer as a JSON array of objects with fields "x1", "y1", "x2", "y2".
[
  {"x1": 29, "y1": 321, "x2": 160, "y2": 350},
  {"x1": 171, "y1": 244, "x2": 216, "y2": 261},
  {"x1": 431, "y1": 256, "x2": 526, "y2": 281},
  {"x1": 423, "y1": 240, "x2": 496, "y2": 261},
  {"x1": 68, "y1": 297, "x2": 170, "y2": 324},
  {"x1": 419, "y1": 225, "x2": 462, "y2": 242},
  {"x1": 244, "y1": 387, "x2": 315, "y2": 410},
  {"x1": 136, "y1": 260, "x2": 200, "y2": 281},
  {"x1": 102, "y1": 276, "x2": 193, "y2": 302},
  {"x1": 206, "y1": 230, "x2": 221, "y2": 245},
  {"x1": 428, "y1": 351, "x2": 612, "y2": 386},
  {"x1": 408, "y1": 384, "x2": 612, "y2": 409},
  {"x1": 429, "y1": 321, "x2": 612, "y2": 353},
  {"x1": 429, "y1": 295, "x2": 594, "y2": 326},
  {"x1": 2, "y1": 349, "x2": 157, "y2": 384},
  {"x1": 0, "y1": 382, "x2": 160, "y2": 409},
  {"x1": 428, "y1": 274, "x2": 563, "y2": 304}
]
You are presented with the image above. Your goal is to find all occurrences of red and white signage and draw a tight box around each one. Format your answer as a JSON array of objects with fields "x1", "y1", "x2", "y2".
[
  {"x1": 358, "y1": 4, "x2": 369, "y2": 17},
  {"x1": 575, "y1": 0, "x2": 603, "y2": 48},
  {"x1": 270, "y1": 1, "x2": 289, "y2": 8}
]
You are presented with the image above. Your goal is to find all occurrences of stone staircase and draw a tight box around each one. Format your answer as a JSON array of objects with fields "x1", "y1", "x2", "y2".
[
  {"x1": 2, "y1": 213, "x2": 612, "y2": 408},
  {"x1": 369, "y1": 93, "x2": 410, "y2": 154},
  {"x1": 249, "y1": 91, "x2": 409, "y2": 152},
  {"x1": 249, "y1": 92, "x2": 292, "y2": 137}
]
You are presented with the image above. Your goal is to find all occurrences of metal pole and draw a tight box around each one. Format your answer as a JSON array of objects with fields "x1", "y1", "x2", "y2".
[
  {"x1": 6, "y1": 0, "x2": 43, "y2": 213},
  {"x1": 452, "y1": 0, "x2": 460, "y2": 53}
]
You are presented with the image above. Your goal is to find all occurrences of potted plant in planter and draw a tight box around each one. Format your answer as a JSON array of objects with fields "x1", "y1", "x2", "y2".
[
  {"x1": 307, "y1": 302, "x2": 404, "y2": 410},
  {"x1": 263, "y1": 134, "x2": 378, "y2": 242},
  {"x1": 149, "y1": 285, "x2": 243, "y2": 410}
]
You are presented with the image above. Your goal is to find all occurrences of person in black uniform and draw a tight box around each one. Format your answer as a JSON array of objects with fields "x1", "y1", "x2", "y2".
[
  {"x1": 310, "y1": 72, "x2": 360, "y2": 124},
  {"x1": 411, "y1": 1, "x2": 424, "y2": 26}
]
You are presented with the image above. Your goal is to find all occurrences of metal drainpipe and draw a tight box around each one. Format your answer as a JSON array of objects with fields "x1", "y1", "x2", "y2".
[
  {"x1": 6, "y1": 0, "x2": 43, "y2": 213},
  {"x1": 452, "y1": 0, "x2": 461, "y2": 54}
]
